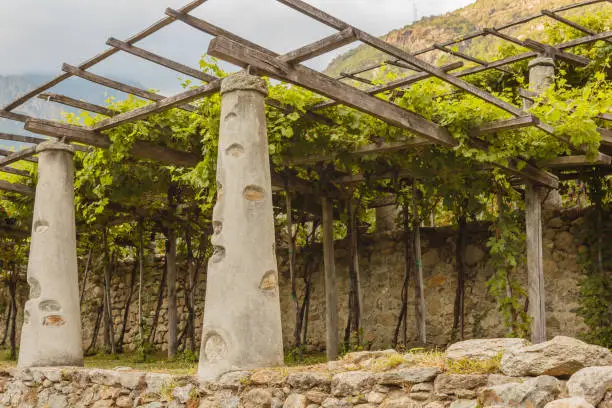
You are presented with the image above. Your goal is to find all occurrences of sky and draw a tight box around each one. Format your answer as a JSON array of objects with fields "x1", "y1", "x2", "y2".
[{"x1": 0, "y1": 0, "x2": 475, "y2": 95}]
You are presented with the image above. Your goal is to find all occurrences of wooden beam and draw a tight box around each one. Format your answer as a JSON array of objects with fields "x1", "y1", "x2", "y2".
[
  {"x1": 523, "y1": 38, "x2": 591, "y2": 66},
  {"x1": 0, "y1": 180, "x2": 34, "y2": 196},
  {"x1": 339, "y1": 73, "x2": 374, "y2": 85},
  {"x1": 0, "y1": 167, "x2": 31, "y2": 177},
  {"x1": 0, "y1": 110, "x2": 28, "y2": 123},
  {"x1": 541, "y1": 9, "x2": 612, "y2": 45},
  {"x1": 470, "y1": 116, "x2": 536, "y2": 136},
  {"x1": 0, "y1": 132, "x2": 46, "y2": 145},
  {"x1": 276, "y1": 0, "x2": 529, "y2": 118},
  {"x1": 24, "y1": 119, "x2": 200, "y2": 167},
  {"x1": 545, "y1": 154, "x2": 611, "y2": 169},
  {"x1": 315, "y1": 61, "x2": 463, "y2": 110},
  {"x1": 106, "y1": 37, "x2": 217, "y2": 82},
  {"x1": 278, "y1": 27, "x2": 356, "y2": 64},
  {"x1": 3, "y1": 0, "x2": 209, "y2": 112},
  {"x1": 286, "y1": 140, "x2": 432, "y2": 165},
  {"x1": 61, "y1": 64, "x2": 198, "y2": 113},
  {"x1": 321, "y1": 197, "x2": 339, "y2": 361},
  {"x1": 433, "y1": 44, "x2": 511, "y2": 74},
  {"x1": 93, "y1": 80, "x2": 221, "y2": 131},
  {"x1": 265, "y1": 98, "x2": 335, "y2": 126},
  {"x1": 39, "y1": 93, "x2": 116, "y2": 117},
  {"x1": 208, "y1": 36, "x2": 456, "y2": 147},
  {"x1": 0, "y1": 147, "x2": 38, "y2": 167},
  {"x1": 598, "y1": 113, "x2": 612, "y2": 121},
  {"x1": 526, "y1": 183, "x2": 546, "y2": 344}
]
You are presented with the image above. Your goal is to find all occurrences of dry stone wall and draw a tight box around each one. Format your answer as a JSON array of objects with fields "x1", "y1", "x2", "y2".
[
  {"x1": 0, "y1": 207, "x2": 594, "y2": 352},
  {"x1": 1, "y1": 336, "x2": 612, "y2": 407}
]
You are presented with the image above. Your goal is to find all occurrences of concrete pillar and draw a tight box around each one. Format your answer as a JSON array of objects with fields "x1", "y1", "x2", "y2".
[
  {"x1": 18, "y1": 141, "x2": 83, "y2": 368},
  {"x1": 198, "y1": 71, "x2": 283, "y2": 380},
  {"x1": 524, "y1": 56, "x2": 555, "y2": 109},
  {"x1": 375, "y1": 204, "x2": 401, "y2": 232}
]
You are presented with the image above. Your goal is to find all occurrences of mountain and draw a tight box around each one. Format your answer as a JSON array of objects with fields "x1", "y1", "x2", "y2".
[
  {"x1": 0, "y1": 74, "x2": 144, "y2": 146},
  {"x1": 325, "y1": 0, "x2": 608, "y2": 78}
]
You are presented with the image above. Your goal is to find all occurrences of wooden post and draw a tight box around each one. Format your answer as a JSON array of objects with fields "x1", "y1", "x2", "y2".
[
  {"x1": 166, "y1": 228, "x2": 178, "y2": 359},
  {"x1": 413, "y1": 206, "x2": 426, "y2": 345},
  {"x1": 322, "y1": 197, "x2": 339, "y2": 361},
  {"x1": 526, "y1": 183, "x2": 547, "y2": 343}
]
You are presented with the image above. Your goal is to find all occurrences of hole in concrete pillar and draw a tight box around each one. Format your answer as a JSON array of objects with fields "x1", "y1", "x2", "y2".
[
  {"x1": 217, "y1": 182, "x2": 223, "y2": 201},
  {"x1": 243, "y1": 185, "x2": 265, "y2": 201},
  {"x1": 24, "y1": 310, "x2": 30, "y2": 325},
  {"x1": 203, "y1": 332, "x2": 227, "y2": 362},
  {"x1": 211, "y1": 246, "x2": 225, "y2": 263},
  {"x1": 39, "y1": 300, "x2": 61, "y2": 313},
  {"x1": 213, "y1": 221, "x2": 223, "y2": 235},
  {"x1": 224, "y1": 112, "x2": 237, "y2": 122},
  {"x1": 225, "y1": 143, "x2": 244, "y2": 158},
  {"x1": 259, "y1": 270, "x2": 278, "y2": 291},
  {"x1": 28, "y1": 277, "x2": 41, "y2": 299},
  {"x1": 33, "y1": 220, "x2": 49, "y2": 233},
  {"x1": 42, "y1": 315, "x2": 66, "y2": 327}
]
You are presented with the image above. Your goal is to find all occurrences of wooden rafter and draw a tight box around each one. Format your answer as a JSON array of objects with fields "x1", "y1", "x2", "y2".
[
  {"x1": 0, "y1": 147, "x2": 38, "y2": 167},
  {"x1": 25, "y1": 119, "x2": 200, "y2": 167},
  {"x1": 541, "y1": 9, "x2": 612, "y2": 45},
  {"x1": 106, "y1": 37, "x2": 217, "y2": 82},
  {"x1": 2, "y1": 0, "x2": 210, "y2": 112},
  {"x1": 39, "y1": 93, "x2": 116, "y2": 117},
  {"x1": 0, "y1": 180, "x2": 34, "y2": 196},
  {"x1": 546, "y1": 154, "x2": 612, "y2": 169},
  {"x1": 278, "y1": 27, "x2": 357, "y2": 64},
  {"x1": 62, "y1": 64, "x2": 198, "y2": 113},
  {"x1": 0, "y1": 132, "x2": 45, "y2": 145},
  {"x1": 207, "y1": 36, "x2": 455, "y2": 147}
]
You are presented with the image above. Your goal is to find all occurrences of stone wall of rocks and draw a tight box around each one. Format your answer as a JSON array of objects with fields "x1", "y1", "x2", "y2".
[
  {"x1": 1, "y1": 336, "x2": 611, "y2": 407},
  {"x1": 0, "y1": 207, "x2": 594, "y2": 352}
]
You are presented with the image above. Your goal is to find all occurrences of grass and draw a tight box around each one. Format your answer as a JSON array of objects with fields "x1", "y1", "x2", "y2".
[{"x1": 0, "y1": 347, "x2": 502, "y2": 376}]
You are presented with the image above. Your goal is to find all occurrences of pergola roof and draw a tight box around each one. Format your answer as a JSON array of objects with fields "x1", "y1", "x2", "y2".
[{"x1": 0, "y1": 0, "x2": 610, "y2": 197}]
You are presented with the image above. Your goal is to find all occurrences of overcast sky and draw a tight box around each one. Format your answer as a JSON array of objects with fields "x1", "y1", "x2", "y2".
[{"x1": 0, "y1": 0, "x2": 474, "y2": 95}]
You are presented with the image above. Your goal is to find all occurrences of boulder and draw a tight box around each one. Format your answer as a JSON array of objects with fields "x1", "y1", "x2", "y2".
[
  {"x1": 376, "y1": 367, "x2": 440, "y2": 385},
  {"x1": 566, "y1": 366, "x2": 612, "y2": 405},
  {"x1": 217, "y1": 371, "x2": 252, "y2": 389},
  {"x1": 543, "y1": 397, "x2": 594, "y2": 408},
  {"x1": 283, "y1": 393, "x2": 308, "y2": 408},
  {"x1": 501, "y1": 337, "x2": 612, "y2": 377},
  {"x1": 287, "y1": 372, "x2": 331, "y2": 391},
  {"x1": 331, "y1": 371, "x2": 375, "y2": 397},
  {"x1": 478, "y1": 375, "x2": 562, "y2": 407},
  {"x1": 446, "y1": 338, "x2": 530, "y2": 362},
  {"x1": 243, "y1": 388, "x2": 273, "y2": 408},
  {"x1": 450, "y1": 400, "x2": 478, "y2": 408},
  {"x1": 434, "y1": 374, "x2": 488, "y2": 397}
]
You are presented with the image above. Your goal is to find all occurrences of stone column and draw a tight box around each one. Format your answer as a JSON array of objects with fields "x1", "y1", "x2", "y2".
[
  {"x1": 524, "y1": 57, "x2": 555, "y2": 109},
  {"x1": 18, "y1": 141, "x2": 83, "y2": 368},
  {"x1": 198, "y1": 71, "x2": 284, "y2": 380}
]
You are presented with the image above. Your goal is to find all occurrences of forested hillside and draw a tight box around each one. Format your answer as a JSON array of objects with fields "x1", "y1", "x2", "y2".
[{"x1": 325, "y1": 0, "x2": 609, "y2": 77}]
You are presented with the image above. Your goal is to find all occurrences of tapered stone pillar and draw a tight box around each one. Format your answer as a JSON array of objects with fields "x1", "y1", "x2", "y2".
[
  {"x1": 18, "y1": 141, "x2": 83, "y2": 368},
  {"x1": 198, "y1": 71, "x2": 283, "y2": 380}
]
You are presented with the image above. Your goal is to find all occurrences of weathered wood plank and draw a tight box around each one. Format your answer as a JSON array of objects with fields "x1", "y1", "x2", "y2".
[
  {"x1": 0, "y1": 180, "x2": 34, "y2": 196},
  {"x1": 278, "y1": 27, "x2": 356, "y2": 64},
  {"x1": 321, "y1": 197, "x2": 339, "y2": 361},
  {"x1": 39, "y1": 93, "x2": 116, "y2": 117},
  {"x1": 470, "y1": 116, "x2": 536, "y2": 136},
  {"x1": 61, "y1": 64, "x2": 198, "y2": 113},
  {"x1": 93, "y1": 80, "x2": 221, "y2": 131},
  {"x1": 315, "y1": 61, "x2": 463, "y2": 110},
  {"x1": 208, "y1": 36, "x2": 457, "y2": 147},
  {"x1": 433, "y1": 44, "x2": 511, "y2": 74},
  {"x1": 3, "y1": 0, "x2": 209, "y2": 112},
  {"x1": 541, "y1": 9, "x2": 612, "y2": 44},
  {"x1": 276, "y1": 0, "x2": 528, "y2": 118},
  {"x1": 339, "y1": 73, "x2": 374, "y2": 85},
  {"x1": 0, "y1": 110, "x2": 29, "y2": 123},
  {"x1": 106, "y1": 38, "x2": 217, "y2": 82},
  {"x1": 24, "y1": 119, "x2": 200, "y2": 167},
  {"x1": 523, "y1": 38, "x2": 591, "y2": 66},
  {"x1": 526, "y1": 183, "x2": 546, "y2": 344},
  {"x1": 265, "y1": 98, "x2": 336, "y2": 126},
  {"x1": 598, "y1": 113, "x2": 612, "y2": 121},
  {"x1": 0, "y1": 132, "x2": 45, "y2": 145},
  {"x1": 0, "y1": 166, "x2": 31, "y2": 178},
  {"x1": 545, "y1": 154, "x2": 611, "y2": 169},
  {"x1": 286, "y1": 140, "x2": 432, "y2": 165},
  {"x1": 0, "y1": 147, "x2": 38, "y2": 166}
]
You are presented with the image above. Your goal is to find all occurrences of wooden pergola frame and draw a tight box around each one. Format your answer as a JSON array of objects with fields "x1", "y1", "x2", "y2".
[{"x1": 0, "y1": 0, "x2": 610, "y2": 351}]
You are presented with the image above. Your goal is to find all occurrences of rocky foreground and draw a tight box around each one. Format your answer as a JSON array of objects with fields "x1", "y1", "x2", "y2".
[{"x1": 1, "y1": 336, "x2": 612, "y2": 407}]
